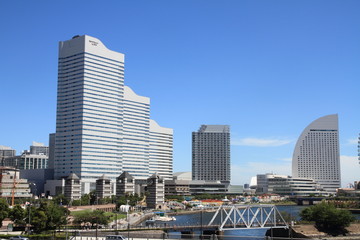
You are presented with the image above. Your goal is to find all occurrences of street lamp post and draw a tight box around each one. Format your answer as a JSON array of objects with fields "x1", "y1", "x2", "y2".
[
  {"x1": 26, "y1": 203, "x2": 31, "y2": 235},
  {"x1": 96, "y1": 216, "x2": 98, "y2": 240},
  {"x1": 127, "y1": 199, "x2": 130, "y2": 239},
  {"x1": 200, "y1": 210, "x2": 203, "y2": 240},
  {"x1": 115, "y1": 210, "x2": 118, "y2": 235}
]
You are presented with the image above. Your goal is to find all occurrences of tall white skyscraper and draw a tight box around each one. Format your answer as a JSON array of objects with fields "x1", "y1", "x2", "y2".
[
  {"x1": 55, "y1": 35, "x2": 173, "y2": 191},
  {"x1": 292, "y1": 114, "x2": 341, "y2": 193}
]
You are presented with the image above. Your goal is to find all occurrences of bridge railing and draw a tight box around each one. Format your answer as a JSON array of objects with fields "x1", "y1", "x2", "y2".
[{"x1": 208, "y1": 204, "x2": 289, "y2": 231}]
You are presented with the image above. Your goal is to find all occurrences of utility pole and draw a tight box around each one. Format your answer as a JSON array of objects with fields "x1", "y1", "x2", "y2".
[
  {"x1": 26, "y1": 202, "x2": 31, "y2": 235},
  {"x1": 127, "y1": 199, "x2": 130, "y2": 239},
  {"x1": 200, "y1": 210, "x2": 203, "y2": 240}
]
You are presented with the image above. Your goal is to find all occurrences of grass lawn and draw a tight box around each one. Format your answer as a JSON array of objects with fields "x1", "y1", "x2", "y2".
[{"x1": 70, "y1": 209, "x2": 127, "y2": 221}]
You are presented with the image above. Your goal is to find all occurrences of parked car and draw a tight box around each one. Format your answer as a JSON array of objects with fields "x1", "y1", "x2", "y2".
[
  {"x1": 106, "y1": 235, "x2": 126, "y2": 240},
  {"x1": 9, "y1": 237, "x2": 29, "y2": 240}
]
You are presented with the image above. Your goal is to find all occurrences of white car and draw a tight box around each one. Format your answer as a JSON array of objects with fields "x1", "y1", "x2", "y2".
[
  {"x1": 9, "y1": 236, "x2": 29, "y2": 240},
  {"x1": 106, "y1": 235, "x2": 126, "y2": 240}
]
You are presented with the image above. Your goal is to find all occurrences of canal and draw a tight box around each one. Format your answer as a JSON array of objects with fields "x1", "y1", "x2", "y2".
[{"x1": 137, "y1": 205, "x2": 360, "y2": 240}]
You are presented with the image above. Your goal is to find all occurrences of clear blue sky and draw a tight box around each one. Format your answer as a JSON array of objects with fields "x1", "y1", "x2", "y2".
[{"x1": 0, "y1": 1, "x2": 359, "y2": 187}]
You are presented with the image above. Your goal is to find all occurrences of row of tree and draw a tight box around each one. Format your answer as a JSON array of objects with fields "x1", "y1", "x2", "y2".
[
  {"x1": 0, "y1": 193, "x2": 142, "y2": 234},
  {"x1": 0, "y1": 198, "x2": 69, "y2": 233}
]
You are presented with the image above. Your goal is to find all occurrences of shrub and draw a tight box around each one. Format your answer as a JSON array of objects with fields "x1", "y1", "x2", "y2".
[{"x1": 300, "y1": 202, "x2": 355, "y2": 231}]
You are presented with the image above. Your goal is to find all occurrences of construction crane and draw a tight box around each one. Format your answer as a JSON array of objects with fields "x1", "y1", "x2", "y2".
[{"x1": 11, "y1": 169, "x2": 18, "y2": 206}]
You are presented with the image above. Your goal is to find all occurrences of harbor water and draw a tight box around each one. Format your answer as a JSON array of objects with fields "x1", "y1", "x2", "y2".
[{"x1": 139, "y1": 205, "x2": 360, "y2": 240}]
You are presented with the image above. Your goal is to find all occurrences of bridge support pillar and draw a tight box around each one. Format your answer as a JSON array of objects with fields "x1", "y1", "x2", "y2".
[
  {"x1": 181, "y1": 230, "x2": 194, "y2": 238},
  {"x1": 216, "y1": 230, "x2": 224, "y2": 236}
]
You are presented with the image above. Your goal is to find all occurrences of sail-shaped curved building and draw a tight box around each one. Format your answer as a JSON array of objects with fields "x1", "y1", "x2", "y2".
[{"x1": 292, "y1": 114, "x2": 341, "y2": 193}]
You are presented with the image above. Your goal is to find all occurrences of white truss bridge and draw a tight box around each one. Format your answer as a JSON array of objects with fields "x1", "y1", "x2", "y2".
[{"x1": 208, "y1": 204, "x2": 289, "y2": 231}]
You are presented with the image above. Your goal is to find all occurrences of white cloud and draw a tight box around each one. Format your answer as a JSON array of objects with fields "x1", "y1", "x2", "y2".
[
  {"x1": 231, "y1": 156, "x2": 359, "y2": 188},
  {"x1": 278, "y1": 157, "x2": 292, "y2": 162},
  {"x1": 232, "y1": 137, "x2": 292, "y2": 147},
  {"x1": 231, "y1": 161, "x2": 291, "y2": 185},
  {"x1": 340, "y1": 155, "x2": 359, "y2": 187},
  {"x1": 346, "y1": 138, "x2": 358, "y2": 145}
]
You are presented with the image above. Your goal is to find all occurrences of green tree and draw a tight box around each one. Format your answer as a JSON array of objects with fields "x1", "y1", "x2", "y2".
[
  {"x1": 9, "y1": 204, "x2": 26, "y2": 226},
  {"x1": 80, "y1": 193, "x2": 90, "y2": 205},
  {"x1": 0, "y1": 198, "x2": 9, "y2": 227},
  {"x1": 43, "y1": 201, "x2": 69, "y2": 230},
  {"x1": 29, "y1": 208, "x2": 47, "y2": 233},
  {"x1": 73, "y1": 210, "x2": 110, "y2": 228},
  {"x1": 300, "y1": 202, "x2": 355, "y2": 232},
  {"x1": 52, "y1": 194, "x2": 69, "y2": 206}
]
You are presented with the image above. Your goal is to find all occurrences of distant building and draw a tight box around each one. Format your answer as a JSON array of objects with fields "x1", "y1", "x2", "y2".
[
  {"x1": 165, "y1": 172, "x2": 191, "y2": 196},
  {"x1": 3, "y1": 153, "x2": 48, "y2": 169},
  {"x1": 192, "y1": 125, "x2": 230, "y2": 182},
  {"x1": 227, "y1": 185, "x2": 244, "y2": 195},
  {"x1": 149, "y1": 120, "x2": 173, "y2": 180},
  {"x1": 292, "y1": 114, "x2": 341, "y2": 193},
  {"x1": 116, "y1": 171, "x2": 135, "y2": 197},
  {"x1": 189, "y1": 180, "x2": 229, "y2": 195},
  {"x1": 337, "y1": 181, "x2": 360, "y2": 197},
  {"x1": 96, "y1": 175, "x2": 112, "y2": 199},
  {"x1": 20, "y1": 169, "x2": 54, "y2": 196},
  {"x1": 0, "y1": 146, "x2": 16, "y2": 166},
  {"x1": 64, "y1": 173, "x2": 81, "y2": 201},
  {"x1": 256, "y1": 173, "x2": 325, "y2": 197},
  {"x1": 0, "y1": 167, "x2": 32, "y2": 199},
  {"x1": 30, "y1": 142, "x2": 49, "y2": 156},
  {"x1": 256, "y1": 174, "x2": 271, "y2": 195},
  {"x1": 146, "y1": 173, "x2": 164, "y2": 209},
  {"x1": 48, "y1": 133, "x2": 56, "y2": 169}
]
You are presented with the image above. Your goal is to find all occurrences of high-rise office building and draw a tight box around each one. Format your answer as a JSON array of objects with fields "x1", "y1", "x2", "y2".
[
  {"x1": 292, "y1": 114, "x2": 341, "y2": 193},
  {"x1": 54, "y1": 35, "x2": 173, "y2": 191},
  {"x1": 48, "y1": 133, "x2": 56, "y2": 169},
  {"x1": 0, "y1": 146, "x2": 16, "y2": 165},
  {"x1": 30, "y1": 142, "x2": 49, "y2": 156},
  {"x1": 192, "y1": 125, "x2": 230, "y2": 182}
]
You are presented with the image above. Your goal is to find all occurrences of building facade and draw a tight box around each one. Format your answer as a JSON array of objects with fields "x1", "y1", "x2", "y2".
[
  {"x1": 192, "y1": 125, "x2": 230, "y2": 182},
  {"x1": 116, "y1": 171, "x2": 135, "y2": 197},
  {"x1": 48, "y1": 133, "x2": 56, "y2": 169},
  {"x1": 54, "y1": 35, "x2": 173, "y2": 192},
  {"x1": 146, "y1": 173, "x2": 165, "y2": 209},
  {"x1": 255, "y1": 173, "x2": 325, "y2": 197},
  {"x1": 292, "y1": 114, "x2": 341, "y2": 193},
  {"x1": 64, "y1": 173, "x2": 81, "y2": 201},
  {"x1": 96, "y1": 175, "x2": 112, "y2": 199},
  {"x1": 3, "y1": 153, "x2": 48, "y2": 170},
  {"x1": 0, "y1": 167, "x2": 32, "y2": 199},
  {"x1": 0, "y1": 146, "x2": 16, "y2": 166},
  {"x1": 30, "y1": 142, "x2": 49, "y2": 156}
]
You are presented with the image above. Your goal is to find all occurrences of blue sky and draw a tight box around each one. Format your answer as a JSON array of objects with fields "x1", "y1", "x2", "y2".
[{"x1": 0, "y1": 1, "x2": 359, "y2": 187}]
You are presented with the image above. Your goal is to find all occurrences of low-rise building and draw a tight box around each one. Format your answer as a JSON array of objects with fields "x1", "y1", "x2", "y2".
[
  {"x1": 189, "y1": 180, "x2": 229, "y2": 195},
  {"x1": 267, "y1": 175, "x2": 325, "y2": 196},
  {"x1": 96, "y1": 175, "x2": 112, "y2": 199},
  {"x1": 64, "y1": 173, "x2": 81, "y2": 201},
  {"x1": 0, "y1": 167, "x2": 32, "y2": 199},
  {"x1": 116, "y1": 171, "x2": 135, "y2": 197},
  {"x1": 255, "y1": 173, "x2": 326, "y2": 197},
  {"x1": 146, "y1": 173, "x2": 164, "y2": 209}
]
